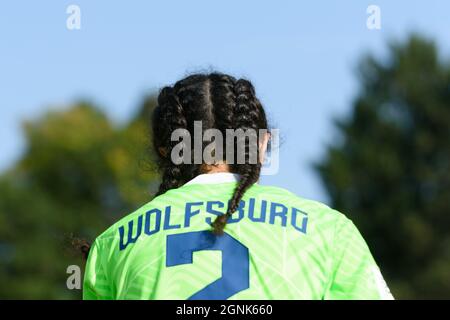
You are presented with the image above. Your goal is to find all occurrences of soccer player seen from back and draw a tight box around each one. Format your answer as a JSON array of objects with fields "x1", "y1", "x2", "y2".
[{"x1": 82, "y1": 72, "x2": 394, "y2": 300}]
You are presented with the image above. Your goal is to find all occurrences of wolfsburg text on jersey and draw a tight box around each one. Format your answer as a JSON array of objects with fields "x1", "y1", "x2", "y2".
[{"x1": 118, "y1": 198, "x2": 308, "y2": 251}]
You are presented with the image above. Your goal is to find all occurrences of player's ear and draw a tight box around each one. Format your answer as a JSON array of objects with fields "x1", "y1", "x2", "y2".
[{"x1": 258, "y1": 130, "x2": 270, "y2": 164}]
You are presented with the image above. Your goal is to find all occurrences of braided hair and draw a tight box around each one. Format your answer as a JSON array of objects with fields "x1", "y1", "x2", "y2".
[{"x1": 152, "y1": 72, "x2": 269, "y2": 235}]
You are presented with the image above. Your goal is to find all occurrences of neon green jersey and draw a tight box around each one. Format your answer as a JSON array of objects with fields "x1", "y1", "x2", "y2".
[{"x1": 83, "y1": 173, "x2": 393, "y2": 300}]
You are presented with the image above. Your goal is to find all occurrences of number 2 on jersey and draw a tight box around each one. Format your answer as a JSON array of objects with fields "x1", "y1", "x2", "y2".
[{"x1": 166, "y1": 231, "x2": 249, "y2": 299}]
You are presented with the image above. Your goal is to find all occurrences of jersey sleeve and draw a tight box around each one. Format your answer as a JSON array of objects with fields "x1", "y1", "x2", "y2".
[
  {"x1": 323, "y1": 217, "x2": 394, "y2": 300},
  {"x1": 83, "y1": 239, "x2": 113, "y2": 300}
]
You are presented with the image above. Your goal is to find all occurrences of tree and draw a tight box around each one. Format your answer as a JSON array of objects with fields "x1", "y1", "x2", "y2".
[
  {"x1": 0, "y1": 97, "x2": 160, "y2": 299},
  {"x1": 315, "y1": 34, "x2": 450, "y2": 299}
]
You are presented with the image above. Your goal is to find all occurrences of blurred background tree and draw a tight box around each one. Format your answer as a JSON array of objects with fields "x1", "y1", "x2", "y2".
[
  {"x1": 0, "y1": 97, "x2": 160, "y2": 299},
  {"x1": 316, "y1": 34, "x2": 450, "y2": 299}
]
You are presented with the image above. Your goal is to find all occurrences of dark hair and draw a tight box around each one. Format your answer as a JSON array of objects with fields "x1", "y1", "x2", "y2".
[
  {"x1": 71, "y1": 237, "x2": 91, "y2": 261},
  {"x1": 152, "y1": 72, "x2": 269, "y2": 235},
  {"x1": 76, "y1": 72, "x2": 269, "y2": 260}
]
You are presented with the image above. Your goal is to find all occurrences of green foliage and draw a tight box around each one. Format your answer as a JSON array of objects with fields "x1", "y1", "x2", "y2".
[
  {"x1": 0, "y1": 97, "x2": 160, "y2": 299},
  {"x1": 316, "y1": 34, "x2": 450, "y2": 299}
]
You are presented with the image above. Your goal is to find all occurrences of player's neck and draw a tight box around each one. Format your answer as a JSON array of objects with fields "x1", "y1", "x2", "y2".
[{"x1": 200, "y1": 163, "x2": 231, "y2": 174}]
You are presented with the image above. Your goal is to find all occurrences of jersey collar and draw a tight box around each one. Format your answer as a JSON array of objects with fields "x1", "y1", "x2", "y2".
[{"x1": 184, "y1": 172, "x2": 240, "y2": 185}]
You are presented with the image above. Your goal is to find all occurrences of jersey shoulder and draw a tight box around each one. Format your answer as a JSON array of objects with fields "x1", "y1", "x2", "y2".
[
  {"x1": 93, "y1": 191, "x2": 174, "y2": 244},
  {"x1": 250, "y1": 184, "x2": 349, "y2": 223}
]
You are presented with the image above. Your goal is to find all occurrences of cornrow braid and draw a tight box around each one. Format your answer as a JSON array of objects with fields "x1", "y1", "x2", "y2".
[
  {"x1": 211, "y1": 78, "x2": 267, "y2": 235},
  {"x1": 153, "y1": 86, "x2": 190, "y2": 196},
  {"x1": 152, "y1": 72, "x2": 269, "y2": 235}
]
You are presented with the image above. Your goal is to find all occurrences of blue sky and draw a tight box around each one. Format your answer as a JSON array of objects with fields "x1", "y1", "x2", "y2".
[{"x1": 1, "y1": 1, "x2": 449, "y2": 203}]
